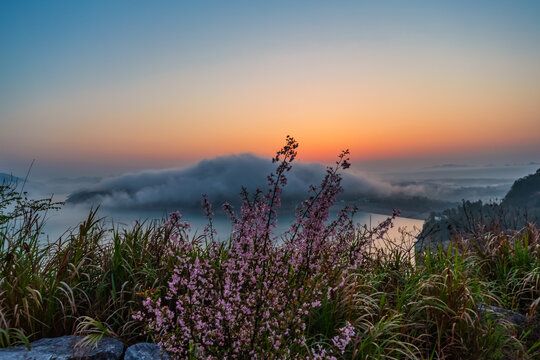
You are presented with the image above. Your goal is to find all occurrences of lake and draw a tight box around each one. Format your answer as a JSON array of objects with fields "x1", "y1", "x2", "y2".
[{"x1": 42, "y1": 203, "x2": 424, "y2": 249}]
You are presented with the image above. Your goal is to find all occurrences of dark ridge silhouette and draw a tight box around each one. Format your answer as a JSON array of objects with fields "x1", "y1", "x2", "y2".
[
  {"x1": 418, "y1": 168, "x2": 540, "y2": 249},
  {"x1": 502, "y1": 168, "x2": 540, "y2": 208}
]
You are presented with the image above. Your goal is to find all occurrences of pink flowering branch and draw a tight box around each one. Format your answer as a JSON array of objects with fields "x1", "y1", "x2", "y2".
[{"x1": 134, "y1": 136, "x2": 397, "y2": 358}]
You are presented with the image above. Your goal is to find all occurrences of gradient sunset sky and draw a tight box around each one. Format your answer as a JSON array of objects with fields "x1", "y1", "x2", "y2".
[{"x1": 1, "y1": 1, "x2": 539, "y2": 178}]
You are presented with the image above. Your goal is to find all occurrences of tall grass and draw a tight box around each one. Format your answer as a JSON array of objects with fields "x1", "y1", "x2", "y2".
[{"x1": 0, "y1": 181, "x2": 178, "y2": 347}]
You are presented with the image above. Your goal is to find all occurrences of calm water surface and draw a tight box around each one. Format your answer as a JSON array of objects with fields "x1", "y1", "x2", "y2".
[{"x1": 42, "y1": 204, "x2": 424, "y2": 251}]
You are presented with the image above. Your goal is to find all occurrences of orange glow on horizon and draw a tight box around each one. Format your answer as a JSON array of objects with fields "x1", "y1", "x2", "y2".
[
  {"x1": 3, "y1": 45, "x2": 539, "y2": 168},
  {"x1": 2, "y1": 1, "x2": 540, "y2": 177}
]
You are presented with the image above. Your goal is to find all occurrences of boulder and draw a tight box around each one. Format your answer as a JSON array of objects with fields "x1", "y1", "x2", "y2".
[
  {"x1": 124, "y1": 343, "x2": 169, "y2": 360},
  {"x1": 477, "y1": 303, "x2": 527, "y2": 326},
  {"x1": 0, "y1": 335, "x2": 124, "y2": 360}
]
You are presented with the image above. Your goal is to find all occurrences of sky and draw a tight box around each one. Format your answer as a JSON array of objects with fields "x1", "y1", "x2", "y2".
[{"x1": 1, "y1": 0, "x2": 540, "y2": 179}]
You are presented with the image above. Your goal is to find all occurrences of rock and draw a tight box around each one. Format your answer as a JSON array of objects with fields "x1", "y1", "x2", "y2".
[
  {"x1": 477, "y1": 303, "x2": 527, "y2": 326},
  {"x1": 125, "y1": 343, "x2": 169, "y2": 360},
  {"x1": 0, "y1": 335, "x2": 124, "y2": 360}
]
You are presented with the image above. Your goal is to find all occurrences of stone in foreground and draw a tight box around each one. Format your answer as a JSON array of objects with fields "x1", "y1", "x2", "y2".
[
  {"x1": 125, "y1": 343, "x2": 169, "y2": 360},
  {"x1": 477, "y1": 303, "x2": 527, "y2": 326},
  {"x1": 0, "y1": 335, "x2": 124, "y2": 360}
]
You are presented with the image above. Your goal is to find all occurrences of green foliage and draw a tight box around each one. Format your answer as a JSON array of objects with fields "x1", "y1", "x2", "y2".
[{"x1": 303, "y1": 228, "x2": 539, "y2": 359}]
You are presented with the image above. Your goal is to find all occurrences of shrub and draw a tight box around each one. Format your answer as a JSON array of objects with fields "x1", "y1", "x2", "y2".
[{"x1": 135, "y1": 136, "x2": 398, "y2": 358}]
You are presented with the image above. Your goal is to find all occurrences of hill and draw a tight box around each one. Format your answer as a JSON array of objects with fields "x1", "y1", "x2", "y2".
[
  {"x1": 0, "y1": 173, "x2": 23, "y2": 184},
  {"x1": 417, "y1": 169, "x2": 540, "y2": 249},
  {"x1": 502, "y1": 168, "x2": 540, "y2": 209}
]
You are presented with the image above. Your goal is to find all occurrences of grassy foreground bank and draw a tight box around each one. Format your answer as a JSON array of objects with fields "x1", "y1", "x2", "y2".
[
  {"x1": 2, "y1": 211, "x2": 538, "y2": 359},
  {"x1": 1, "y1": 139, "x2": 539, "y2": 359}
]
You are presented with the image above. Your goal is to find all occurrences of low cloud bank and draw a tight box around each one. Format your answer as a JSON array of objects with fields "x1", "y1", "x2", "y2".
[
  {"x1": 66, "y1": 154, "x2": 518, "y2": 218},
  {"x1": 67, "y1": 154, "x2": 429, "y2": 210}
]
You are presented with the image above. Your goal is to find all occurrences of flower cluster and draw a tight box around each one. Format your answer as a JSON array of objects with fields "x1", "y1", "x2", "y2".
[
  {"x1": 311, "y1": 321, "x2": 355, "y2": 360},
  {"x1": 331, "y1": 321, "x2": 355, "y2": 354},
  {"x1": 134, "y1": 137, "x2": 398, "y2": 359}
]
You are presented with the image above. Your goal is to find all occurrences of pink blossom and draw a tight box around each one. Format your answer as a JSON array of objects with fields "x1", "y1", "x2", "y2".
[{"x1": 134, "y1": 137, "x2": 397, "y2": 359}]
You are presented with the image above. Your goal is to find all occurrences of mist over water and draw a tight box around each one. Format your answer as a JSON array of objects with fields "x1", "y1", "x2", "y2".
[
  {"x1": 9, "y1": 160, "x2": 538, "y2": 244},
  {"x1": 57, "y1": 157, "x2": 539, "y2": 220},
  {"x1": 381, "y1": 163, "x2": 540, "y2": 202}
]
